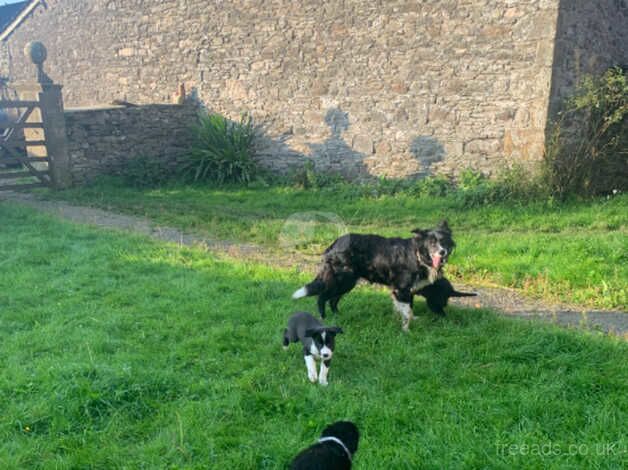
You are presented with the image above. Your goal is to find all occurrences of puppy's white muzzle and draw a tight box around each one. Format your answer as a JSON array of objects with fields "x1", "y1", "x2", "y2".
[{"x1": 320, "y1": 346, "x2": 333, "y2": 360}]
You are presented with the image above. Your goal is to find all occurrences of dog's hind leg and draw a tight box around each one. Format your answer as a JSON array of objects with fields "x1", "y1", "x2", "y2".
[
  {"x1": 317, "y1": 295, "x2": 328, "y2": 319},
  {"x1": 327, "y1": 272, "x2": 357, "y2": 315},
  {"x1": 392, "y1": 289, "x2": 414, "y2": 332},
  {"x1": 282, "y1": 328, "x2": 290, "y2": 350},
  {"x1": 329, "y1": 295, "x2": 341, "y2": 314},
  {"x1": 317, "y1": 272, "x2": 357, "y2": 318}
]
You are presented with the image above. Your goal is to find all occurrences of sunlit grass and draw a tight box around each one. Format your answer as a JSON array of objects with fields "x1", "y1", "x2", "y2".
[
  {"x1": 1, "y1": 203, "x2": 626, "y2": 468},
  {"x1": 43, "y1": 181, "x2": 628, "y2": 309}
]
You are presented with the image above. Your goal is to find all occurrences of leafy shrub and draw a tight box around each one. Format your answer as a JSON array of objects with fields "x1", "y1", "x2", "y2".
[
  {"x1": 454, "y1": 166, "x2": 548, "y2": 208},
  {"x1": 290, "y1": 160, "x2": 346, "y2": 189},
  {"x1": 181, "y1": 113, "x2": 257, "y2": 184},
  {"x1": 115, "y1": 155, "x2": 172, "y2": 188},
  {"x1": 543, "y1": 66, "x2": 627, "y2": 198},
  {"x1": 408, "y1": 175, "x2": 454, "y2": 198}
]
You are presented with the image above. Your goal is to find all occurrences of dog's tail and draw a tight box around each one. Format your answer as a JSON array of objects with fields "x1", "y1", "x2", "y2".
[
  {"x1": 292, "y1": 260, "x2": 336, "y2": 299},
  {"x1": 292, "y1": 279, "x2": 326, "y2": 299},
  {"x1": 449, "y1": 290, "x2": 477, "y2": 298}
]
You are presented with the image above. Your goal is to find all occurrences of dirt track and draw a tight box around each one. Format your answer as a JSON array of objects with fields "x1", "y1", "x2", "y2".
[{"x1": 2, "y1": 190, "x2": 626, "y2": 338}]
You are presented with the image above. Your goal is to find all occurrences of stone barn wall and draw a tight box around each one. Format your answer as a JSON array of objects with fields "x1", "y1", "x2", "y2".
[
  {"x1": 1, "y1": 0, "x2": 626, "y2": 179},
  {"x1": 64, "y1": 103, "x2": 197, "y2": 184},
  {"x1": 548, "y1": 0, "x2": 628, "y2": 118}
]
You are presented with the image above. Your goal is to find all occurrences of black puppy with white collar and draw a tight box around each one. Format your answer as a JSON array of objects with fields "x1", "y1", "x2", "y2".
[
  {"x1": 283, "y1": 312, "x2": 343, "y2": 386},
  {"x1": 290, "y1": 421, "x2": 359, "y2": 469}
]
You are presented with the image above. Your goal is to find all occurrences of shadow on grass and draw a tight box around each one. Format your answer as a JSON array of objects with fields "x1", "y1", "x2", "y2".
[{"x1": 1, "y1": 205, "x2": 627, "y2": 468}]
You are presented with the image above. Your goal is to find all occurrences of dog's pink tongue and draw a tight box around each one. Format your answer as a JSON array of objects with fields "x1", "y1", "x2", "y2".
[{"x1": 432, "y1": 255, "x2": 442, "y2": 269}]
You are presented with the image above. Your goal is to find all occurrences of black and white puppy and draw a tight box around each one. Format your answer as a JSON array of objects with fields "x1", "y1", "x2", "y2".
[
  {"x1": 293, "y1": 220, "x2": 455, "y2": 330},
  {"x1": 415, "y1": 277, "x2": 477, "y2": 316},
  {"x1": 290, "y1": 421, "x2": 359, "y2": 470},
  {"x1": 283, "y1": 311, "x2": 343, "y2": 386}
]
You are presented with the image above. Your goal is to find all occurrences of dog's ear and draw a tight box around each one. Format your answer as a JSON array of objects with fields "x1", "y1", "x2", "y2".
[
  {"x1": 437, "y1": 219, "x2": 451, "y2": 233},
  {"x1": 304, "y1": 328, "x2": 321, "y2": 339},
  {"x1": 411, "y1": 228, "x2": 428, "y2": 238}
]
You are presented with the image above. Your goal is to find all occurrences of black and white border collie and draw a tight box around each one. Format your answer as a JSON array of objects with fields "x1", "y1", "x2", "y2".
[
  {"x1": 283, "y1": 311, "x2": 343, "y2": 386},
  {"x1": 292, "y1": 220, "x2": 456, "y2": 330},
  {"x1": 290, "y1": 420, "x2": 359, "y2": 469}
]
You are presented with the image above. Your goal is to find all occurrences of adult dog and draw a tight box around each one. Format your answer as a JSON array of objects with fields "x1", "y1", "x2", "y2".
[{"x1": 292, "y1": 220, "x2": 455, "y2": 330}]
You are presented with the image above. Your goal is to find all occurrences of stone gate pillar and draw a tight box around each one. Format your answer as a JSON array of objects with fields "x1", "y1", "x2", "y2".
[{"x1": 15, "y1": 41, "x2": 71, "y2": 189}]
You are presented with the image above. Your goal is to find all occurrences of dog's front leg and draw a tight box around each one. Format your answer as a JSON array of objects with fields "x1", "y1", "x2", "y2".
[
  {"x1": 304, "y1": 354, "x2": 318, "y2": 383},
  {"x1": 318, "y1": 359, "x2": 331, "y2": 386},
  {"x1": 392, "y1": 290, "x2": 414, "y2": 332}
]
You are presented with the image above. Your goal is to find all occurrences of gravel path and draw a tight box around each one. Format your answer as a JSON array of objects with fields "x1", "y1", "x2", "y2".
[{"x1": 2, "y1": 190, "x2": 626, "y2": 338}]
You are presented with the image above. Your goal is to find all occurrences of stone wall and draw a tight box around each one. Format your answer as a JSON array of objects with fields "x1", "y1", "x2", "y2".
[
  {"x1": 64, "y1": 103, "x2": 197, "y2": 184},
  {"x1": 2, "y1": 1, "x2": 625, "y2": 179},
  {"x1": 548, "y1": 0, "x2": 628, "y2": 118}
]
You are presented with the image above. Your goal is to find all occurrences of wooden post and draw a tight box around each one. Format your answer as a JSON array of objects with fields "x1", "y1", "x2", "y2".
[{"x1": 15, "y1": 42, "x2": 71, "y2": 189}]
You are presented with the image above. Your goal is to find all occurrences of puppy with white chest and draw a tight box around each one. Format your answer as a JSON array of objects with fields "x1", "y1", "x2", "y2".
[{"x1": 283, "y1": 311, "x2": 343, "y2": 386}]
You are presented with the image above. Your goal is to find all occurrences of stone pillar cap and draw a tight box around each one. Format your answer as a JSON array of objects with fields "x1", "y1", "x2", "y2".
[{"x1": 25, "y1": 41, "x2": 47, "y2": 65}]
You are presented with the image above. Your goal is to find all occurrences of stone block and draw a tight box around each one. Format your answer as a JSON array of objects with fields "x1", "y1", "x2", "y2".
[
  {"x1": 464, "y1": 138, "x2": 502, "y2": 155},
  {"x1": 352, "y1": 134, "x2": 374, "y2": 155}
]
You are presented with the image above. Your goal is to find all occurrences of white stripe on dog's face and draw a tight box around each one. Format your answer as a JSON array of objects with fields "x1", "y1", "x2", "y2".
[
  {"x1": 309, "y1": 342, "x2": 320, "y2": 358},
  {"x1": 320, "y1": 345, "x2": 332, "y2": 360},
  {"x1": 321, "y1": 331, "x2": 334, "y2": 361}
]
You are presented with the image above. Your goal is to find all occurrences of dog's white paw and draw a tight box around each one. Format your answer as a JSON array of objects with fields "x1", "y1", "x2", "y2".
[
  {"x1": 308, "y1": 371, "x2": 318, "y2": 383},
  {"x1": 319, "y1": 377, "x2": 328, "y2": 386}
]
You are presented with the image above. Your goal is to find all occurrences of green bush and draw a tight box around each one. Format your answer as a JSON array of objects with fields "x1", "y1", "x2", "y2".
[
  {"x1": 452, "y1": 166, "x2": 548, "y2": 208},
  {"x1": 181, "y1": 113, "x2": 257, "y2": 184},
  {"x1": 543, "y1": 66, "x2": 627, "y2": 198},
  {"x1": 115, "y1": 155, "x2": 172, "y2": 188},
  {"x1": 407, "y1": 175, "x2": 453, "y2": 198},
  {"x1": 289, "y1": 160, "x2": 347, "y2": 189}
]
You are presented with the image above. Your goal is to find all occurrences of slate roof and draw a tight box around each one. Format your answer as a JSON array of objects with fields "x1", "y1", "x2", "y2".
[{"x1": 0, "y1": 1, "x2": 29, "y2": 33}]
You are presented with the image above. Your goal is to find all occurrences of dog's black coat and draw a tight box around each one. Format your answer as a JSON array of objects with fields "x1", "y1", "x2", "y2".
[
  {"x1": 289, "y1": 421, "x2": 359, "y2": 470},
  {"x1": 293, "y1": 221, "x2": 456, "y2": 320},
  {"x1": 414, "y1": 277, "x2": 477, "y2": 315}
]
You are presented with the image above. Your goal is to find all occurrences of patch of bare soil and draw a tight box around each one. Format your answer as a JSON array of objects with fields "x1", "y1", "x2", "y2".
[{"x1": 2, "y1": 190, "x2": 626, "y2": 338}]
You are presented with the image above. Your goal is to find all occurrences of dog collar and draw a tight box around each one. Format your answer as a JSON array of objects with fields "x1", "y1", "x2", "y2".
[{"x1": 318, "y1": 436, "x2": 352, "y2": 462}]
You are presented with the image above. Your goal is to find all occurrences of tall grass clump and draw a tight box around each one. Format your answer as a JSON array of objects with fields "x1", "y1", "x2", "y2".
[
  {"x1": 182, "y1": 112, "x2": 257, "y2": 184},
  {"x1": 454, "y1": 166, "x2": 548, "y2": 208},
  {"x1": 543, "y1": 66, "x2": 627, "y2": 199}
]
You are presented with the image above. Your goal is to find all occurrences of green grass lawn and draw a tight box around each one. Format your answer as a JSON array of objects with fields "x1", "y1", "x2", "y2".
[
  {"x1": 44, "y1": 181, "x2": 628, "y2": 310},
  {"x1": 1, "y1": 203, "x2": 626, "y2": 468}
]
